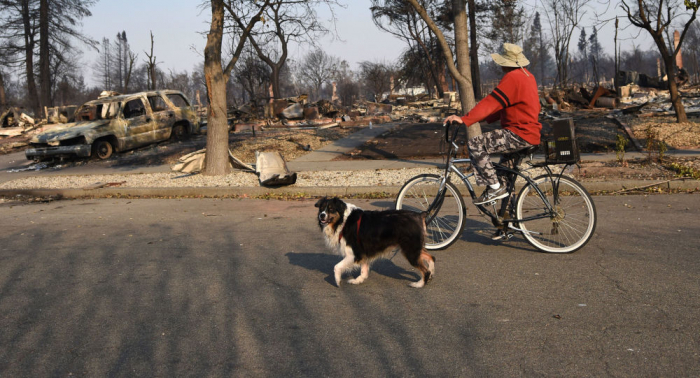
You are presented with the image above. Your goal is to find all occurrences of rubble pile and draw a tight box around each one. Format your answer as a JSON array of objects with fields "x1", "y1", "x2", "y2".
[
  {"x1": 0, "y1": 106, "x2": 74, "y2": 153},
  {"x1": 226, "y1": 92, "x2": 457, "y2": 133},
  {"x1": 226, "y1": 74, "x2": 699, "y2": 138}
]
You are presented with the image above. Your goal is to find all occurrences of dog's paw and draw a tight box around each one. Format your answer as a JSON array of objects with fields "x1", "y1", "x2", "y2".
[
  {"x1": 409, "y1": 280, "x2": 425, "y2": 288},
  {"x1": 347, "y1": 277, "x2": 365, "y2": 285}
]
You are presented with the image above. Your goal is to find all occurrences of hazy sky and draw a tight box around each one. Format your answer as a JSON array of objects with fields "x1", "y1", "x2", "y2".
[
  {"x1": 79, "y1": 0, "x2": 659, "y2": 85},
  {"x1": 80, "y1": 0, "x2": 407, "y2": 84}
]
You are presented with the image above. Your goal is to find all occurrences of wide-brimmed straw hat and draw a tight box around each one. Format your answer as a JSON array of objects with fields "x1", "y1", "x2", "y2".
[{"x1": 491, "y1": 43, "x2": 530, "y2": 67}]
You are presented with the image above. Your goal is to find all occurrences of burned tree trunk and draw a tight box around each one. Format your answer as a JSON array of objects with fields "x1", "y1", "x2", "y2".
[
  {"x1": 145, "y1": 32, "x2": 157, "y2": 91},
  {"x1": 468, "y1": 0, "x2": 481, "y2": 100},
  {"x1": 204, "y1": 0, "x2": 231, "y2": 176},
  {"x1": 39, "y1": 0, "x2": 51, "y2": 110},
  {"x1": 0, "y1": 71, "x2": 6, "y2": 109},
  {"x1": 124, "y1": 51, "x2": 136, "y2": 92},
  {"x1": 270, "y1": 65, "x2": 281, "y2": 99},
  {"x1": 664, "y1": 56, "x2": 688, "y2": 122},
  {"x1": 20, "y1": 0, "x2": 40, "y2": 117},
  {"x1": 451, "y1": 0, "x2": 480, "y2": 139}
]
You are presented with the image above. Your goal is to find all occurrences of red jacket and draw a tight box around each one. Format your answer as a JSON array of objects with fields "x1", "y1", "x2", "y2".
[{"x1": 460, "y1": 68, "x2": 542, "y2": 145}]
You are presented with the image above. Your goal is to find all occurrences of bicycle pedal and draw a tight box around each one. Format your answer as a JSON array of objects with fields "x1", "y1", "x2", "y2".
[{"x1": 491, "y1": 231, "x2": 514, "y2": 241}]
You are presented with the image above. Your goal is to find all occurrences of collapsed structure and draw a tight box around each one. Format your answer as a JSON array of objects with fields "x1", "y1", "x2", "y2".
[{"x1": 2, "y1": 69, "x2": 698, "y2": 156}]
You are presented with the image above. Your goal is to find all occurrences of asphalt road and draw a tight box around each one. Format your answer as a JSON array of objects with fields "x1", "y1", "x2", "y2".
[{"x1": 0, "y1": 195, "x2": 698, "y2": 377}]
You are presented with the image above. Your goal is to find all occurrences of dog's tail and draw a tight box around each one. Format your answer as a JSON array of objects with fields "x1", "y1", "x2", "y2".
[
  {"x1": 420, "y1": 211, "x2": 429, "y2": 237},
  {"x1": 422, "y1": 249, "x2": 436, "y2": 272}
]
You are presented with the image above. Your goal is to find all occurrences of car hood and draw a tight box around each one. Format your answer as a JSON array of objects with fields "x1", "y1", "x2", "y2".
[{"x1": 30, "y1": 120, "x2": 111, "y2": 143}]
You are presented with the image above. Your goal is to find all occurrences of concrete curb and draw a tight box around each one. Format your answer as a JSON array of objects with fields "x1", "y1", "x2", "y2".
[{"x1": 0, "y1": 179, "x2": 697, "y2": 200}]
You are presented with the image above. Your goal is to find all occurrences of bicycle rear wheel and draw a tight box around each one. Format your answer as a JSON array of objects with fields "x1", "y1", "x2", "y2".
[
  {"x1": 395, "y1": 174, "x2": 466, "y2": 250},
  {"x1": 515, "y1": 175, "x2": 596, "y2": 253}
]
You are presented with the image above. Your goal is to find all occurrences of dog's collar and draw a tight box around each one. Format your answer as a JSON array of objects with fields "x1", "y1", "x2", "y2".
[{"x1": 339, "y1": 213, "x2": 362, "y2": 243}]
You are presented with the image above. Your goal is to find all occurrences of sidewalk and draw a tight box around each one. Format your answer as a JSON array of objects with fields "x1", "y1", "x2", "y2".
[{"x1": 0, "y1": 123, "x2": 699, "y2": 199}]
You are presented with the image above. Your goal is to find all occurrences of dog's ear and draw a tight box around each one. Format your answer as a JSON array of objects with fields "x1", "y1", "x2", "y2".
[
  {"x1": 314, "y1": 197, "x2": 326, "y2": 208},
  {"x1": 331, "y1": 197, "x2": 346, "y2": 214}
]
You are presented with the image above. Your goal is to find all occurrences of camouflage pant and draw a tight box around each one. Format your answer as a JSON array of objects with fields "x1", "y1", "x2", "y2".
[{"x1": 467, "y1": 129, "x2": 532, "y2": 186}]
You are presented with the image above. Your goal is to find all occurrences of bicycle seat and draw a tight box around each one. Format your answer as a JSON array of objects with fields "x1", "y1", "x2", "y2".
[
  {"x1": 516, "y1": 145, "x2": 540, "y2": 156},
  {"x1": 501, "y1": 145, "x2": 540, "y2": 163}
]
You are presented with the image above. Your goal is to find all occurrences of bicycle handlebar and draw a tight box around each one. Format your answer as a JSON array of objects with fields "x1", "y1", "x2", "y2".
[{"x1": 443, "y1": 121, "x2": 462, "y2": 144}]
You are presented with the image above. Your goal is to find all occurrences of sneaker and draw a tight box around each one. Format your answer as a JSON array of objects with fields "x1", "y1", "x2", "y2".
[
  {"x1": 491, "y1": 230, "x2": 507, "y2": 241},
  {"x1": 474, "y1": 186, "x2": 508, "y2": 205}
]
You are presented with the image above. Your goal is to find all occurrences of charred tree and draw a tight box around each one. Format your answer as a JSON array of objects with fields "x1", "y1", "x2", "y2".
[
  {"x1": 204, "y1": 0, "x2": 269, "y2": 176},
  {"x1": 359, "y1": 61, "x2": 394, "y2": 101},
  {"x1": 228, "y1": 1, "x2": 337, "y2": 100},
  {"x1": 371, "y1": 0, "x2": 448, "y2": 98},
  {"x1": 541, "y1": 0, "x2": 590, "y2": 87},
  {"x1": 403, "y1": 0, "x2": 480, "y2": 138},
  {"x1": 621, "y1": 0, "x2": 699, "y2": 123},
  {"x1": 145, "y1": 31, "x2": 157, "y2": 91},
  {"x1": 298, "y1": 49, "x2": 339, "y2": 101},
  {"x1": 20, "y1": 0, "x2": 41, "y2": 117},
  {"x1": 204, "y1": 0, "x2": 230, "y2": 175},
  {"x1": 468, "y1": 0, "x2": 481, "y2": 99},
  {"x1": 39, "y1": 0, "x2": 50, "y2": 110},
  {"x1": 0, "y1": 70, "x2": 7, "y2": 108}
]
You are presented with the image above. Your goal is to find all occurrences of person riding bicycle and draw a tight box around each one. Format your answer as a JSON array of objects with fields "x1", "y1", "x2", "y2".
[{"x1": 444, "y1": 43, "x2": 542, "y2": 206}]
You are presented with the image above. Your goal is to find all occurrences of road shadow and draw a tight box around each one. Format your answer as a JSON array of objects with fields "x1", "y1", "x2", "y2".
[{"x1": 285, "y1": 252, "x2": 420, "y2": 286}]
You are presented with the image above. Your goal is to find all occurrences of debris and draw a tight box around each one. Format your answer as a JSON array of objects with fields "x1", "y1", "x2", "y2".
[
  {"x1": 595, "y1": 97, "x2": 619, "y2": 109},
  {"x1": 171, "y1": 149, "x2": 206, "y2": 173},
  {"x1": 1, "y1": 107, "x2": 36, "y2": 130},
  {"x1": 255, "y1": 151, "x2": 297, "y2": 186},
  {"x1": 610, "y1": 178, "x2": 685, "y2": 194},
  {"x1": 621, "y1": 102, "x2": 649, "y2": 115},
  {"x1": 281, "y1": 103, "x2": 304, "y2": 120},
  {"x1": 0, "y1": 128, "x2": 24, "y2": 137},
  {"x1": 98, "y1": 90, "x2": 121, "y2": 99},
  {"x1": 171, "y1": 148, "x2": 254, "y2": 174},
  {"x1": 45, "y1": 105, "x2": 77, "y2": 124},
  {"x1": 588, "y1": 86, "x2": 616, "y2": 108},
  {"x1": 6, "y1": 162, "x2": 49, "y2": 173},
  {"x1": 228, "y1": 150, "x2": 254, "y2": 171},
  {"x1": 366, "y1": 102, "x2": 393, "y2": 115},
  {"x1": 607, "y1": 116, "x2": 644, "y2": 151},
  {"x1": 317, "y1": 122, "x2": 340, "y2": 130},
  {"x1": 84, "y1": 181, "x2": 127, "y2": 190},
  {"x1": 303, "y1": 107, "x2": 319, "y2": 120}
]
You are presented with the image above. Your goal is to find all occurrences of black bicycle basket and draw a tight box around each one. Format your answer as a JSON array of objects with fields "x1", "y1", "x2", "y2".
[{"x1": 543, "y1": 118, "x2": 580, "y2": 164}]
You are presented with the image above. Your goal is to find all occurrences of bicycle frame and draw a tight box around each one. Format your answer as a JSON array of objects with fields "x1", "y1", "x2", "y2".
[{"x1": 434, "y1": 122, "x2": 573, "y2": 233}]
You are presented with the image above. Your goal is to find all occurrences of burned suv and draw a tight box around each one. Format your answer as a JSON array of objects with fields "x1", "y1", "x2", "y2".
[{"x1": 26, "y1": 90, "x2": 200, "y2": 161}]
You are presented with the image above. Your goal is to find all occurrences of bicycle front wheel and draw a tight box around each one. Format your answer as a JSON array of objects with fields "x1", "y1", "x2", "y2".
[
  {"x1": 515, "y1": 175, "x2": 597, "y2": 253},
  {"x1": 395, "y1": 174, "x2": 466, "y2": 250}
]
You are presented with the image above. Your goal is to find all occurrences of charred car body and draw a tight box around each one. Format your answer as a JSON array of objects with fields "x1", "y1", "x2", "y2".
[{"x1": 26, "y1": 90, "x2": 200, "y2": 161}]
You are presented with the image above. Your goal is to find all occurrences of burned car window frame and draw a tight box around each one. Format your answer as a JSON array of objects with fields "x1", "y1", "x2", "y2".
[
  {"x1": 166, "y1": 93, "x2": 190, "y2": 108},
  {"x1": 123, "y1": 98, "x2": 147, "y2": 119},
  {"x1": 147, "y1": 95, "x2": 170, "y2": 112}
]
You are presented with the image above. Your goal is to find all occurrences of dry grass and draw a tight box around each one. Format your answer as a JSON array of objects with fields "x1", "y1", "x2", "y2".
[
  {"x1": 228, "y1": 125, "x2": 363, "y2": 163},
  {"x1": 628, "y1": 116, "x2": 700, "y2": 149}
]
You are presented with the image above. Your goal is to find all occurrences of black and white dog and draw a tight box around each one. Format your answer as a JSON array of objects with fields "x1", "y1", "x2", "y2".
[{"x1": 315, "y1": 197, "x2": 435, "y2": 288}]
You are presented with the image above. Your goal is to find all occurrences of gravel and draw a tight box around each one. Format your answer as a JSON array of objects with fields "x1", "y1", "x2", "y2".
[{"x1": 0, "y1": 167, "x2": 446, "y2": 190}]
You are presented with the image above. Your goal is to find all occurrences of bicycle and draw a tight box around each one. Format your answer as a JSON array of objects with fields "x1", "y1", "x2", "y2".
[{"x1": 395, "y1": 121, "x2": 597, "y2": 253}]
